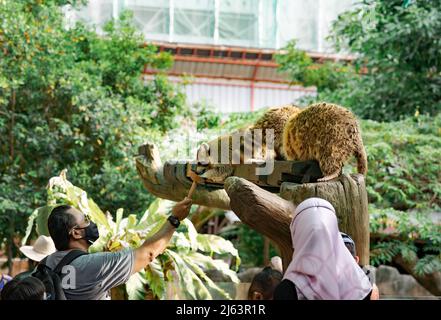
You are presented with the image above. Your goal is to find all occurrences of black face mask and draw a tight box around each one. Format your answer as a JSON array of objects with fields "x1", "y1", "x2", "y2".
[{"x1": 82, "y1": 222, "x2": 100, "y2": 244}]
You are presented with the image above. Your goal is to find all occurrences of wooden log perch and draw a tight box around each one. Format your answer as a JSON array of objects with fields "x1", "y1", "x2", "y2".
[
  {"x1": 135, "y1": 143, "x2": 231, "y2": 210},
  {"x1": 225, "y1": 174, "x2": 370, "y2": 270},
  {"x1": 136, "y1": 143, "x2": 370, "y2": 270}
]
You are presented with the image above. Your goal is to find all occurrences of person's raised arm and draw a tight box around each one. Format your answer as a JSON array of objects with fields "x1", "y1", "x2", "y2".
[{"x1": 132, "y1": 197, "x2": 192, "y2": 274}]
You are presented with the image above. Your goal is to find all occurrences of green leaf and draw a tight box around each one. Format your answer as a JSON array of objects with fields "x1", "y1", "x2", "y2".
[
  {"x1": 186, "y1": 252, "x2": 240, "y2": 284},
  {"x1": 22, "y1": 205, "x2": 56, "y2": 245},
  {"x1": 197, "y1": 234, "x2": 241, "y2": 269},
  {"x1": 115, "y1": 208, "x2": 123, "y2": 233},
  {"x1": 36, "y1": 206, "x2": 55, "y2": 237},
  {"x1": 22, "y1": 207, "x2": 40, "y2": 245},
  {"x1": 126, "y1": 271, "x2": 147, "y2": 300},
  {"x1": 181, "y1": 219, "x2": 198, "y2": 252},
  {"x1": 139, "y1": 198, "x2": 160, "y2": 224},
  {"x1": 169, "y1": 232, "x2": 192, "y2": 253},
  {"x1": 165, "y1": 249, "x2": 212, "y2": 300},
  {"x1": 126, "y1": 214, "x2": 138, "y2": 230},
  {"x1": 181, "y1": 254, "x2": 234, "y2": 300},
  {"x1": 145, "y1": 259, "x2": 166, "y2": 299}
]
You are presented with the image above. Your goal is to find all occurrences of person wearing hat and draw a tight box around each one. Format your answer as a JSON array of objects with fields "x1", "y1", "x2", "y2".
[
  {"x1": 15, "y1": 235, "x2": 56, "y2": 280},
  {"x1": 20, "y1": 235, "x2": 57, "y2": 263}
]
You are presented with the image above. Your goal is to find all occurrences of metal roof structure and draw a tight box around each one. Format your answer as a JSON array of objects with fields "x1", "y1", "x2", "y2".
[
  {"x1": 143, "y1": 42, "x2": 353, "y2": 112},
  {"x1": 145, "y1": 41, "x2": 354, "y2": 84}
]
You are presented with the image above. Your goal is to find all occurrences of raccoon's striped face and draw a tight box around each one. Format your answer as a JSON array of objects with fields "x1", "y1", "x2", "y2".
[{"x1": 197, "y1": 143, "x2": 210, "y2": 165}]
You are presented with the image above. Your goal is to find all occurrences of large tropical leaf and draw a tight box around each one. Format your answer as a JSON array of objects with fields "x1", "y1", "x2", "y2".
[
  {"x1": 197, "y1": 234, "x2": 241, "y2": 269},
  {"x1": 165, "y1": 249, "x2": 212, "y2": 300},
  {"x1": 126, "y1": 271, "x2": 147, "y2": 300},
  {"x1": 145, "y1": 258, "x2": 166, "y2": 300},
  {"x1": 169, "y1": 231, "x2": 192, "y2": 253},
  {"x1": 22, "y1": 207, "x2": 41, "y2": 245},
  {"x1": 22, "y1": 205, "x2": 56, "y2": 245},
  {"x1": 181, "y1": 254, "x2": 234, "y2": 300},
  {"x1": 186, "y1": 252, "x2": 240, "y2": 284},
  {"x1": 181, "y1": 219, "x2": 198, "y2": 252},
  {"x1": 139, "y1": 198, "x2": 161, "y2": 225}
]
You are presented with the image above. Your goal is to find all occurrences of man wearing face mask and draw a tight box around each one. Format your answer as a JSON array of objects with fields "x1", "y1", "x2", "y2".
[{"x1": 44, "y1": 198, "x2": 192, "y2": 300}]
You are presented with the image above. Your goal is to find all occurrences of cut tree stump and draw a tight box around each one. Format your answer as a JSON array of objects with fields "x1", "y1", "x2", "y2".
[
  {"x1": 280, "y1": 173, "x2": 370, "y2": 266},
  {"x1": 136, "y1": 143, "x2": 370, "y2": 271}
]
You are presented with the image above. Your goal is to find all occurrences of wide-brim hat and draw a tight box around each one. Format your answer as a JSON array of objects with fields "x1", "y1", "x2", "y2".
[{"x1": 20, "y1": 235, "x2": 56, "y2": 262}]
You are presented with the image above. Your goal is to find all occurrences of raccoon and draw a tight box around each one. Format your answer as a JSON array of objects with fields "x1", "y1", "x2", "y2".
[
  {"x1": 250, "y1": 105, "x2": 301, "y2": 160},
  {"x1": 197, "y1": 104, "x2": 301, "y2": 183},
  {"x1": 282, "y1": 102, "x2": 368, "y2": 182}
]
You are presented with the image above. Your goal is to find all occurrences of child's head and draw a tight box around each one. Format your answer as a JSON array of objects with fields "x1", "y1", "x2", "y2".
[
  {"x1": 248, "y1": 266, "x2": 283, "y2": 300},
  {"x1": 0, "y1": 277, "x2": 46, "y2": 300},
  {"x1": 341, "y1": 232, "x2": 360, "y2": 264}
]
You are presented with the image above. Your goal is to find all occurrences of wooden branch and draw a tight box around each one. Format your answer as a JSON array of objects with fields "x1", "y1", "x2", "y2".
[{"x1": 135, "y1": 143, "x2": 231, "y2": 210}]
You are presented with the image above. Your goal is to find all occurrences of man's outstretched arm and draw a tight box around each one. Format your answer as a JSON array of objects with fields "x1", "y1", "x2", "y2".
[{"x1": 132, "y1": 197, "x2": 192, "y2": 274}]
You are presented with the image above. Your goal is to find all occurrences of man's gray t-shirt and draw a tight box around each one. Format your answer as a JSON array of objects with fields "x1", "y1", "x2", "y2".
[{"x1": 45, "y1": 249, "x2": 134, "y2": 300}]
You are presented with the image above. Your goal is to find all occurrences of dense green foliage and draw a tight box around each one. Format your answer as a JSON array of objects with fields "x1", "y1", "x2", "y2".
[
  {"x1": 277, "y1": 0, "x2": 441, "y2": 121},
  {"x1": 362, "y1": 114, "x2": 440, "y2": 277},
  {"x1": 369, "y1": 205, "x2": 441, "y2": 276},
  {"x1": 362, "y1": 115, "x2": 440, "y2": 210},
  {"x1": 0, "y1": 0, "x2": 188, "y2": 262},
  {"x1": 276, "y1": 39, "x2": 352, "y2": 92}
]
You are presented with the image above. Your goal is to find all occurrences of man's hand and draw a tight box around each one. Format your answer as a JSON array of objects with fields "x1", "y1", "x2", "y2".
[{"x1": 172, "y1": 197, "x2": 192, "y2": 220}]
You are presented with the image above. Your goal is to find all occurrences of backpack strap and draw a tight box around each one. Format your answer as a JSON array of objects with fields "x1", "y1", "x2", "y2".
[{"x1": 53, "y1": 250, "x2": 88, "y2": 274}]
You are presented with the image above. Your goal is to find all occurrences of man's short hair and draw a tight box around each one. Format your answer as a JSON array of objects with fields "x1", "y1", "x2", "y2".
[
  {"x1": 47, "y1": 205, "x2": 78, "y2": 251},
  {"x1": 341, "y1": 232, "x2": 356, "y2": 256}
]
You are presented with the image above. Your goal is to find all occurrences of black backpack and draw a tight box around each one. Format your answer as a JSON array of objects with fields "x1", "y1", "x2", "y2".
[{"x1": 32, "y1": 250, "x2": 88, "y2": 300}]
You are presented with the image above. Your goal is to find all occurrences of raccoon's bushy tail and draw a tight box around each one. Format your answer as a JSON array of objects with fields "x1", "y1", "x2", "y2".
[{"x1": 355, "y1": 145, "x2": 368, "y2": 175}]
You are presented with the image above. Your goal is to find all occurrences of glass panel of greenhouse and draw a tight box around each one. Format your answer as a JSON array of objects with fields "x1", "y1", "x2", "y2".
[{"x1": 67, "y1": 0, "x2": 356, "y2": 52}]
